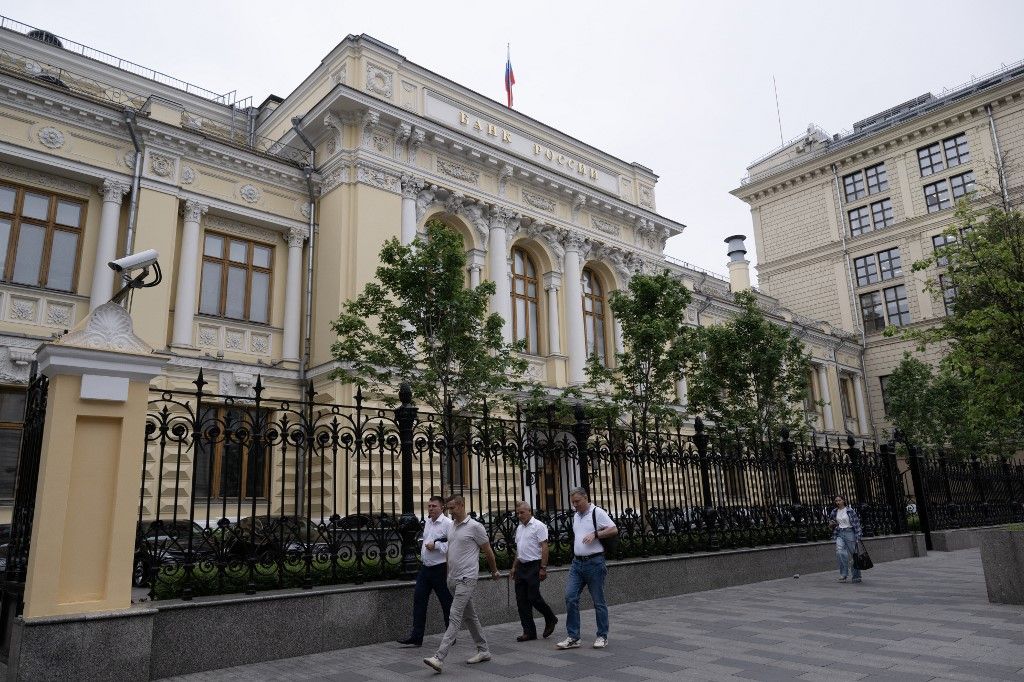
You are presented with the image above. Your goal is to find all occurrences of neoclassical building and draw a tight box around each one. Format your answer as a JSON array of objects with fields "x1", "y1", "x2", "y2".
[
  {"x1": 0, "y1": 19, "x2": 870, "y2": 520},
  {"x1": 732, "y1": 60, "x2": 1024, "y2": 440}
]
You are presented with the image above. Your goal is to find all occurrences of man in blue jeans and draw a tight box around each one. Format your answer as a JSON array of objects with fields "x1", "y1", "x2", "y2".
[{"x1": 556, "y1": 487, "x2": 618, "y2": 650}]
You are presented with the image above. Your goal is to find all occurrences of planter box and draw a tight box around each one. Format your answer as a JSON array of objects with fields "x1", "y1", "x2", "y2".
[{"x1": 979, "y1": 527, "x2": 1024, "y2": 604}]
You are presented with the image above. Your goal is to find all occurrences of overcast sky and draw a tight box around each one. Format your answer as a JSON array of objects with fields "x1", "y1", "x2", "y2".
[{"x1": 11, "y1": 1, "x2": 1024, "y2": 279}]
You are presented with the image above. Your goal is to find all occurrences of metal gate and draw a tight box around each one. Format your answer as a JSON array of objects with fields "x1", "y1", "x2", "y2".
[{"x1": 0, "y1": 365, "x2": 49, "y2": 661}]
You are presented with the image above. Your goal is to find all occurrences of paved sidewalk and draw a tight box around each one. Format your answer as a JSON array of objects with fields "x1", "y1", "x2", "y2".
[{"x1": 162, "y1": 549, "x2": 1024, "y2": 681}]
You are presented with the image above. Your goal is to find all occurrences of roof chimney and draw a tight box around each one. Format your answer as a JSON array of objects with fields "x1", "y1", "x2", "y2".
[{"x1": 725, "y1": 234, "x2": 751, "y2": 293}]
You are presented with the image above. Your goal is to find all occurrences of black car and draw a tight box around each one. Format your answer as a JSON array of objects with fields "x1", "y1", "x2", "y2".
[{"x1": 134, "y1": 519, "x2": 206, "y2": 587}]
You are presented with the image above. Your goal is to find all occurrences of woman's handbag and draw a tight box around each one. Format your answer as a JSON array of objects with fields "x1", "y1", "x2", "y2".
[{"x1": 852, "y1": 541, "x2": 873, "y2": 570}]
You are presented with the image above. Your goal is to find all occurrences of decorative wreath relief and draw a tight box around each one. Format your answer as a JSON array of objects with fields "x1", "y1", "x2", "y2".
[
  {"x1": 37, "y1": 127, "x2": 65, "y2": 149},
  {"x1": 239, "y1": 184, "x2": 261, "y2": 203}
]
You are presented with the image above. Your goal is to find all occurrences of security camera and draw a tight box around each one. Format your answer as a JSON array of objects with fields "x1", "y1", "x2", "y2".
[{"x1": 109, "y1": 249, "x2": 159, "y2": 273}]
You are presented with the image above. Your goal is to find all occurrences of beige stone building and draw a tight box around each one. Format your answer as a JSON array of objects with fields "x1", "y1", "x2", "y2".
[
  {"x1": 0, "y1": 17, "x2": 864, "y2": 521},
  {"x1": 732, "y1": 61, "x2": 1024, "y2": 441}
]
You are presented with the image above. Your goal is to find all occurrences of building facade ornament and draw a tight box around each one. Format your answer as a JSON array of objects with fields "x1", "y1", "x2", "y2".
[
  {"x1": 181, "y1": 199, "x2": 208, "y2": 224},
  {"x1": 59, "y1": 302, "x2": 152, "y2": 354},
  {"x1": 321, "y1": 165, "x2": 350, "y2": 194},
  {"x1": 46, "y1": 303, "x2": 73, "y2": 328},
  {"x1": 360, "y1": 110, "x2": 381, "y2": 149},
  {"x1": 356, "y1": 163, "x2": 401, "y2": 193},
  {"x1": 150, "y1": 152, "x2": 175, "y2": 178},
  {"x1": 415, "y1": 184, "x2": 438, "y2": 223},
  {"x1": 365, "y1": 63, "x2": 394, "y2": 98},
  {"x1": 459, "y1": 201, "x2": 490, "y2": 242},
  {"x1": 571, "y1": 193, "x2": 586, "y2": 222},
  {"x1": 409, "y1": 127, "x2": 426, "y2": 164},
  {"x1": 100, "y1": 178, "x2": 129, "y2": 203},
  {"x1": 639, "y1": 184, "x2": 655, "y2": 210},
  {"x1": 400, "y1": 174, "x2": 424, "y2": 200},
  {"x1": 37, "y1": 126, "x2": 65, "y2": 149},
  {"x1": 498, "y1": 164, "x2": 513, "y2": 197},
  {"x1": 395, "y1": 122, "x2": 412, "y2": 151},
  {"x1": 239, "y1": 184, "x2": 261, "y2": 204},
  {"x1": 0, "y1": 346, "x2": 34, "y2": 383},
  {"x1": 323, "y1": 112, "x2": 345, "y2": 154},
  {"x1": 204, "y1": 214, "x2": 282, "y2": 244},
  {"x1": 0, "y1": 163, "x2": 90, "y2": 197},
  {"x1": 286, "y1": 228, "x2": 306, "y2": 248},
  {"x1": 181, "y1": 166, "x2": 196, "y2": 184},
  {"x1": 522, "y1": 190, "x2": 556, "y2": 213},
  {"x1": 437, "y1": 158, "x2": 480, "y2": 184},
  {"x1": 591, "y1": 216, "x2": 620, "y2": 236},
  {"x1": 488, "y1": 205, "x2": 518, "y2": 231}
]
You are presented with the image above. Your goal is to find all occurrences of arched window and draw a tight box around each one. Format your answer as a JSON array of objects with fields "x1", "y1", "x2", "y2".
[
  {"x1": 582, "y1": 267, "x2": 607, "y2": 366},
  {"x1": 511, "y1": 246, "x2": 540, "y2": 354}
]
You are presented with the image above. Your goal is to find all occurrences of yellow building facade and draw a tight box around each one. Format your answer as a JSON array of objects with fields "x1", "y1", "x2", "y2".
[{"x1": 0, "y1": 19, "x2": 869, "y2": 523}]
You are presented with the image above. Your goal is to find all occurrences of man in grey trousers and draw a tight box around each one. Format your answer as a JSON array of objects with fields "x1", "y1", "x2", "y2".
[{"x1": 423, "y1": 495, "x2": 501, "y2": 674}]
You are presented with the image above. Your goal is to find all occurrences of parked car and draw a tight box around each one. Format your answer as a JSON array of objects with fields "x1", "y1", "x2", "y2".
[
  {"x1": 134, "y1": 519, "x2": 206, "y2": 587},
  {"x1": 220, "y1": 515, "x2": 321, "y2": 560}
]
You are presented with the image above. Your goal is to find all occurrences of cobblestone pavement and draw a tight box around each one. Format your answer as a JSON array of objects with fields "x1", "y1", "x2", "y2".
[{"x1": 162, "y1": 549, "x2": 1023, "y2": 681}]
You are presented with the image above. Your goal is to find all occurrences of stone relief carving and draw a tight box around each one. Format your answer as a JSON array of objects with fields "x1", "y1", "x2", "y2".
[
  {"x1": 522, "y1": 190, "x2": 555, "y2": 213},
  {"x1": 250, "y1": 335, "x2": 270, "y2": 355},
  {"x1": 372, "y1": 132, "x2": 393, "y2": 155},
  {"x1": 437, "y1": 158, "x2": 479, "y2": 184},
  {"x1": 400, "y1": 174, "x2": 425, "y2": 200},
  {"x1": 323, "y1": 112, "x2": 345, "y2": 154},
  {"x1": 357, "y1": 164, "x2": 401, "y2": 193},
  {"x1": 0, "y1": 346, "x2": 33, "y2": 383},
  {"x1": 198, "y1": 326, "x2": 218, "y2": 347},
  {"x1": 498, "y1": 164, "x2": 513, "y2": 197},
  {"x1": 619, "y1": 177, "x2": 634, "y2": 202},
  {"x1": 296, "y1": 201, "x2": 311, "y2": 219},
  {"x1": 365, "y1": 63, "x2": 394, "y2": 98},
  {"x1": 591, "y1": 216, "x2": 620, "y2": 236},
  {"x1": 181, "y1": 200, "x2": 208, "y2": 224},
  {"x1": 8, "y1": 299, "x2": 35, "y2": 322},
  {"x1": 58, "y1": 302, "x2": 151, "y2": 353},
  {"x1": 331, "y1": 63, "x2": 347, "y2": 86},
  {"x1": 321, "y1": 165, "x2": 350, "y2": 194},
  {"x1": 401, "y1": 81, "x2": 417, "y2": 110},
  {"x1": 360, "y1": 110, "x2": 381, "y2": 149},
  {"x1": 181, "y1": 166, "x2": 196, "y2": 185},
  {"x1": 460, "y1": 201, "x2": 490, "y2": 242},
  {"x1": 639, "y1": 184, "x2": 655, "y2": 210},
  {"x1": 571, "y1": 193, "x2": 586, "y2": 222},
  {"x1": 150, "y1": 153, "x2": 175, "y2": 178},
  {"x1": 239, "y1": 184, "x2": 261, "y2": 204},
  {"x1": 415, "y1": 185, "x2": 438, "y2": 223},
  {"x1": 0, "y1": 162, "x2": 90, "y2": 196},
  {"x1": 204, "y1": 214, "x2": 282, "y2": 244},
  {"x1": 409, "y1": 128, "x2": 426, "y2": 164},
  {"x1": 395, "y1": 123, "x2": 412, "y2": 154},
  {"x1": 225, "y1": 330, "x2": 244, "y2": 351},
  {"x1": 46, "y1": 303, "x2": 73, "y2": 328},
  {"x1": 219, "y1": 371, "x2": 256, "y2": 398},
  {"x1": 181, "y1": 112, "x2": 203, "y2": 129},
  {"x1": 100, "y1": 178, "x2": 129, "y2": 203},
  {"x1": 37, "y1": 126, "x2": 65, "y2": 149}
]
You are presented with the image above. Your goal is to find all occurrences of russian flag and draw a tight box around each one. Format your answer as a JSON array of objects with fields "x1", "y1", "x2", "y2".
[{"x1": 505, "y1": 45, "x2": 515, "y2": 108}]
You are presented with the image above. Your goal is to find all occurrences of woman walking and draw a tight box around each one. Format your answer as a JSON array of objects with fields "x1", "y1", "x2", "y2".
[{"x1": 829, "y1": 495, "x2": 863, "y2": 583}]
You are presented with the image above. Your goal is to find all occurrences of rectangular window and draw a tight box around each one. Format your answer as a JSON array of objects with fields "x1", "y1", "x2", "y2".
[
  {"x1": 843, "y1": 171, "x2": 866, "y2": 202},
  {"x1": 950, "y1": 171, "x2": 975, "y2": 200},
  {"x1": 199, "y1": 232, "x2": 273, "y2": 324},
  {"x1": 879, "y1": 375, "x2": 892, "y2": 417},
  {"x1": 194, "y1": 406, "x2": 270, "y2": 499},
  {"x1": 939, "y1": 273, "x2": 957, "y2": 316},
  {"x1": 917, "y1": 142, "x2": 944, "y2": 176},
  {"x1": 0, "y1": 387, "x2": 26, "y2": 501},
  {"x1": 932, "y1": 233, "x2": 956, "y2": 267},
  {"x1": 884, "y1": 285, "x2": 912, "y2": 326},
  {"x1": 849, "y1": 206, "x2": 872, "y2": 236},
  {"x1": 877, "y1": 247, "x2": 902, "y2": 281},
  {"x1": 870, "y1": 198, "x2": 894, "y2": 229},
  {"x1": 865, "y1": 163, "x2": 889, "y2": 195},
  {"x1": 0, "y1": 183, "x2": 86, "y2": 292},
  {"x1": 803, "y1": 369, "x2": 818, "y2": 412},
  {"x1": 859, "y1": 291, "x2": 885, "y2": 333},
  {"x1": 924, "y1": 180, "x2": 951, "y2": 213},
  {"x1": 839, "y1": 376, "x2": 854, "y2": 420},
  {"x1": 943, "y1": 133, "x2": 970, "y2": 168},
  {"x1": 854, "y1": 254, "x2": 879, "y2": 287}
]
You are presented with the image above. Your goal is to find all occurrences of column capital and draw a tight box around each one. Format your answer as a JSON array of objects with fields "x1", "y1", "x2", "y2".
[
  {"x1": 489, "y1": 205, "x2": 518, "y2": 230},
  {"x1": 99, "y1": 178, "x2": 129, "y2": 203},
  {"x1": 286, "y1": 228, "x2": 306, "y2": 248},
  {"x1": 543, "y1": 271, "x2": 562, "y2": 290},
  {"x1": 181, "y1": 199, "x2": 208, "y2": 224},
  {"x1": 400, "y1": 174, "x2": 424, "y2": 200},
  {"x1": 562, "y1": 231, "x2": 590, "y2": 256}
]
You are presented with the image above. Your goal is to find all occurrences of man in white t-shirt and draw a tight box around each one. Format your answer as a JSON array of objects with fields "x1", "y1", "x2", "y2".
[
  {"x1": 510, "y1": 501, "x2": 558, "y2": 641},
  {"x1": 555, "y1": 487, "x2": 617, "y2": 651}
]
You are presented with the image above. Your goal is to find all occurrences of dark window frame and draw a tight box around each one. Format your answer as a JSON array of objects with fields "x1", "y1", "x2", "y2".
[{"x1": 199, "y1": 231, "x2": 275, "y2": 324}]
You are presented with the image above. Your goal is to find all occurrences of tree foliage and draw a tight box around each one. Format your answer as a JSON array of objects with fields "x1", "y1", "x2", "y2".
[
  {"x1": 583, "y1": 271, "x2": 693, "y2": 432},
  {"x1": 330, "y1": 219, "x2": 529, "y2": 415},
  {"x1": 686, "y1": 291, "x2": 811, "y2": 440},
  {"x1": 896, "y1": 204, "x2": 1024, "y2": 448}
]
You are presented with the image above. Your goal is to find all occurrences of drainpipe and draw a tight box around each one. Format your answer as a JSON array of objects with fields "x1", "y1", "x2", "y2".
[
  {"x1": 123, "y1": 109, "x2": 144, "y2": 256},
  {"x1": 985, "y1": 104, "x2": 1010, "y2": 210},
  {"x1": 831, "y1": 164, "x2": 864, "y2": 347}
]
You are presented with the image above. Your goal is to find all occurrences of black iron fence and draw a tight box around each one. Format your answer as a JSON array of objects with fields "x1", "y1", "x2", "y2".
[{"x1": 135, "y1": 373, "x2": 1024, "y2": 600}]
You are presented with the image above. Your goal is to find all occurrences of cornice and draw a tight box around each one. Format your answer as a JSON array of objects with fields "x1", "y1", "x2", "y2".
[{"x1": 281, "y1": 85, "x2": 685, "y2": 237}]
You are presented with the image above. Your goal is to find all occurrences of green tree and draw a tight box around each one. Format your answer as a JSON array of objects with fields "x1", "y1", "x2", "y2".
[
  {"x1": 898, "y1": 204, "x2": 1024, "y2": 447},
  {"x1": 686, "y1": 291, "x2": 812, "y2": 440},
  {"x1": 583, "y1": 270, "x2": 693, "y2": 433},
  {"x1": 330, "y1": 218, "x2": 528, "y2": 417}
]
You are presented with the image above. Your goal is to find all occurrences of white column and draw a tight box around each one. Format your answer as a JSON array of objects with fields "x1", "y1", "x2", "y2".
[
  {"x1": 282, "y1": 229, "x2": 305, "y2": 361},
  {"x1": 543, "y1": 272, "x2": 562, "y2": 355},
  {"x1": 817, "y1": 364, "x2": 835, "y2": 431},
  {"x1": 171, "y1": 200, "x2": 206, "y2": 347},
  {"x1": 614, "y1": 319, "x2": 625, "y2": 355},
  {"x1": 675, "y1": 374, "x2": 688, "y2": 408},
  {"x1": 853, "y1": 374, "x2": 869, "y2": 435},
  {"x1": 488, "y1": 207, "x2": 514, "y2": 343},
  {"x1": 400, "y1": 175, "x2": 422, "y2": 245},
  {"x1": 467, "y1": 249, "x2": 485, "y2": 289},
  {"x1": 89, "y1": 179, "x2": 128, "y2": 311},
  {"x1": 563, "y1": 235, "x2": 587, "y2": 384}
]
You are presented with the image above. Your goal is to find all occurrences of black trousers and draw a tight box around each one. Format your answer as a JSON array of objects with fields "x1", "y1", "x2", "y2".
[
  {"x1": 409, "y1": 563, "x2": 453, "y2": 642},
  {"x1": 515, "y1": 560, "x2": 556, "y2": 637}
]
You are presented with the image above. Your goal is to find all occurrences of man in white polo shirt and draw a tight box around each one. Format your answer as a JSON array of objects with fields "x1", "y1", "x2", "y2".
[
  {"x1": 510, "y1": 501, "x2": 557, "y2": 641},
  {"x1": 398, "y1": 496, "x2": 453, "y2": 647},
  {"x1": 555, "y1": 487, "x2": 617, "y2": 651},
  {"x1": 423, "y1": 495, "x2": 501, "y2": 674}
]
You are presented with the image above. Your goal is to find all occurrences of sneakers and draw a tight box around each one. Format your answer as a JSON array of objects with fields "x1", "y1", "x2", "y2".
[
  {"x1": 466, "y1": 651, "x2": 491, "y2": 664},
  {"x1": 593, "y1": 636, "x2": 608, "y2": 649},
  {"x1": 555, "y1": 637, "x2": 581, "y2": 649},
  {"x1": 423, "y1": 656, "x2": 443, "y2": 673}
]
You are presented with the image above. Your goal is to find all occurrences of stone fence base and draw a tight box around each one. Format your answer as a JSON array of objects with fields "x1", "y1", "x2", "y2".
[
  {"x1": 4, "y1": 534, "x2": 923, "y2": 681},
  {"x1": 929, "y1": 525, "x2": 1007, "y2": 552}
]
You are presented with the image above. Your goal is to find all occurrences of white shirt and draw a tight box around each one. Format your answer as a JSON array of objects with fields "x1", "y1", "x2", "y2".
[
  {"x1": 572, "y1": 504, "x2": 614, "y2": 557},
  {"x1": 836, "y1": 508, "x2": 851, "y2": 529},
  {"x1": 514, "y1": 516, "x2": 548, "y2": 562},
  {"x1": 420, "y1": 513, "x2": 453, "y2": 567}
]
